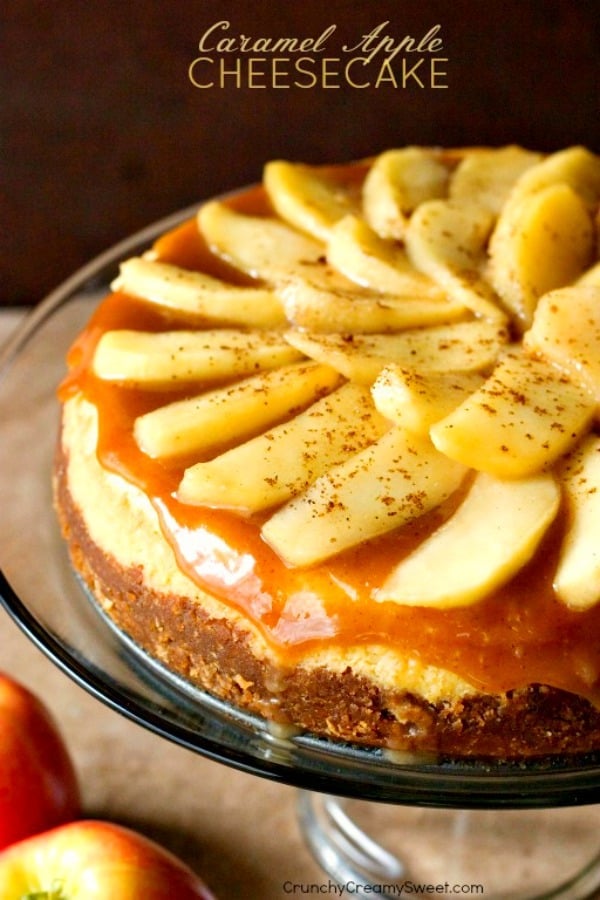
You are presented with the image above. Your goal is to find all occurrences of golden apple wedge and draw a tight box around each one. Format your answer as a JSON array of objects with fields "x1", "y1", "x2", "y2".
[
  {"x1": 178, "y1": 382, "x2": 388, "y2": 512},
  {"x1": 554, "y1": 435, "x2": 600, "y2": 611},
  {"x1": 278, "y1": 277, "x2": 466, "y2": 333},
  {"x1": 430, "y1": 351, "x2": 596, "y2": 478},
  {"x1": 498, "y1": 145, "x2": 600, "y2": 212},
  {"x1": 112, "y1": 257, "x2": 286, "y2": 328},
  {"x1": 376, "y1": 471, "x2": 560, "y2": 609},
  {"x1": 524, "y1": 285, "x2": 600, "y2": 403},
  {"x1": 264, "y1": 159, "x2": 359, "y2": 241},
  {"x1": 134, "y1": 361, "x2": 341, "y2": 458},
  {"x1": 284, "y1": 320, "x2": 508, "y2": 385},
  {"x1": 371, "y1": 365, "x2": 484, "y2": 433},
  {"x1": 261, "y1": 427, "x2": 467, "y2": 567},
  {"x1": 327, "y1": 214, "x2": 443, "y2": 298},
  {"x1": 92, "y1": 329, "x2": 302, "y2": 387},
  {"x1": 449, "y1": 145, "x2": 542, "y2": 214},
  {"x1": 404, "y1": 199, "x2": 507, "y2": 322},
  {"x1": 362, "y1": 146, "x2": 449, "y2": 240},
  {"x1": 488, "y1": 183, "x2": 594, "y2": 330},
  {"x1": 198, "y1": 200, "x2": 325, "y2": 282}
]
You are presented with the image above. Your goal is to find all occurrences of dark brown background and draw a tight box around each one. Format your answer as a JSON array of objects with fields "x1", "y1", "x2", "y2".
[{"x1": 3, "y1": 0, "x2": 599, "y2": 305}]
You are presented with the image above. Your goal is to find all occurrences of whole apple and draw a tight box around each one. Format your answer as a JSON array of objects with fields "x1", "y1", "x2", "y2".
[
  {"x1": 0, "y1": 672, "x2": 80, "y2": 848},
  {"x1": 0, "y1": 820, "x2": 217, "y2": 899}
]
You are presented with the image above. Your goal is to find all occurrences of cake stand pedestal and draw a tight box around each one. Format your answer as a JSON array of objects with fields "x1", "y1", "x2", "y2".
[{"x1": 297, "y1": 791, "x2": 600, "y2": 900}]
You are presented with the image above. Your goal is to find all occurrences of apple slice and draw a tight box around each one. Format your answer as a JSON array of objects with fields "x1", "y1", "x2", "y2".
[
  {"x1": 524, "y1": 285, "x2": 600, "y2": 403},
  {"x1": 371, "y1": 365, "x2": 484, "y2": 433},
  {"x1": 404, "y1": 199, "x2": 507, "y2": 322},
  {"x1": 362, "y1": 146, "x2": 450, "y2": 240},
  {"x1": 327, "y1": 214, "x2": 443, "y2": 298},
  {"x1": 112, "y1": 257, "x2": 286, "y2": 328},
  {"x1": 577, "y1": 261, "x2": 600, "y2": 287},
  {"x1": 488, "y1": 183, "x2": 594, "y2": 330},
  {"x1": 92, "y1": 329, "x2": 302, "y2": 387},
  {"x1": 178, "y1": 382, "x2": 388, "y2": 512},
  {"x1": 279, "y1": 277, "x2": 466, "y2": 334},
  {"x1": 134, "y1": 361, "x2": 341, "y2": 458},
  {"x1": 554, "y1": 435, "x2": 600, "y2": 611},
  {"x1": 430, "y1": 351, "x2": 596, "y2": 478},
  {"x1": 197, "y1": 200, "x2": 325, "y2": 282},
  {"x1": 284, "y1": 320, "x2": 508, "y2": 385},
  {"x1": 376, "y1": 471, "x2": 560, "y2": 608},
  {"x1": 264, "y1": 160, "x2": 359, "y2": 241},
  {"x1": 449, "y1": 146, "x2": 542, "y2": 214},
  {"x1": 261, "y1": 427, "x2": 467, "y2": 567},
  {"x1": 499, "y1": 145, "x2": 600, "y2": 212}
]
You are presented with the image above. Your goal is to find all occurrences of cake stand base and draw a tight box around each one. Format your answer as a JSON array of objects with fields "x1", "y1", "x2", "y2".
[{"x1": 297, "y1": 791, "x2": 600, "y2": 899}]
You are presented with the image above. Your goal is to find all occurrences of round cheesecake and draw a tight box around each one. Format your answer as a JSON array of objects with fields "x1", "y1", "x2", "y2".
[{"x1": 54, "y1": 145, "x2": 600, "y2": 760}]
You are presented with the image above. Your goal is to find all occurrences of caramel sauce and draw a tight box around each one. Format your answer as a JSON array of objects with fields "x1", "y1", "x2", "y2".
[{"x1": 60, "y1": 197, "x2": 600, "y2": 705}]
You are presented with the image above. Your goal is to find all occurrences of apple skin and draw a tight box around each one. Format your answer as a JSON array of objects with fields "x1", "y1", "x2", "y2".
[
  {"x1": 0, "y1": 673, "x2": 81, "y2": 848},
  {"x1": 0, "y1": 820, "x2": 217, "y2": 899}
]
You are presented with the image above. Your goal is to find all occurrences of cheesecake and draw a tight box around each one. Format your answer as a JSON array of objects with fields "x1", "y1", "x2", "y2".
[{"x1": 54, "y1": 145, "x2": 600, "y2": 759}]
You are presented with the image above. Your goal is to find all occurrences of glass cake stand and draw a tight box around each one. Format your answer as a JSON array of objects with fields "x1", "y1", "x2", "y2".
[{"x1": 2, "y1": 207, "x2": 600, "y2": 900}]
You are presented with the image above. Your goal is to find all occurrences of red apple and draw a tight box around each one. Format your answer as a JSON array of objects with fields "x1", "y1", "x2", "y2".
[
  {"x1": 0, "y1": 820, "x2": 216, "y2": 898},
  {"x1": 0, "y1": 672, "x2": 80, "y2": 848}
]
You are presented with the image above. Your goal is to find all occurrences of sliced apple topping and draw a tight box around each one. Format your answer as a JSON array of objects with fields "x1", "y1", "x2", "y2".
[
  {"x1": 449, "y1": 145, "x2": 543, "y2": 214},
  {"x1": 404, "y1": 199, "x2": 507, "y2": 322},
  {"x1": 525, "y1": 285, "x2": 600, "y2": 403},
  {"x1": 327, "y1": 214, "x2": 443, "y2": 298},
  {"x1": 92, "y1": 329, "x2": 302, "y2": 387},
  {"x1": 278, "y1": 277, "x2": 466, "y2": 334},
  {"x1": 87, "y1": 143, "x2": 600, "y2": 612},
  {"x1": 198, "y1": 201, "x2": 325, "y2": 282},
  {"x1": 487, "y1": 183, "x2": 594, "y2": 330},
  {"x1": 430, "y1": 351, "x2": 595, "y2": 478},
  {"x1": 497, "y1": 145, "x2": 600, "y2": 211},
  {"x1": 362, "y1": 147, "x2": 450, "y2": 240},
  {"x1": 486, "y1": 147, "x2": 600, "y2": 331},
  {"x1": 376, "y1": 471, "x2": 560, "y2": 609},
  {"x1": 284, "y1": 320, "x2": 508, "y2": 385},
  {"x1": 578, "y1": 261, "x2": 600, "y2": 287},
  {"x1": 554, "y1": 436, "x2": 600, "y2": 611},
  {"x1": 263, "y1": 160, "x2": 360, "y2": 242},
  {"x1": 178, "y1": 382, "x2": 388, "y2": 512},
  {"x1": 261, "y1": 427, "x2": 468, "y2": 568},
  {"x1": 112, "y1": 257, "x2": 286, "y2": 328},
  {"x1": 134, "y1": 362, "x2": 342, "y2": 459},
  {"x1": 371, "y1": 366, "x2": 484, "y2": 434}
]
